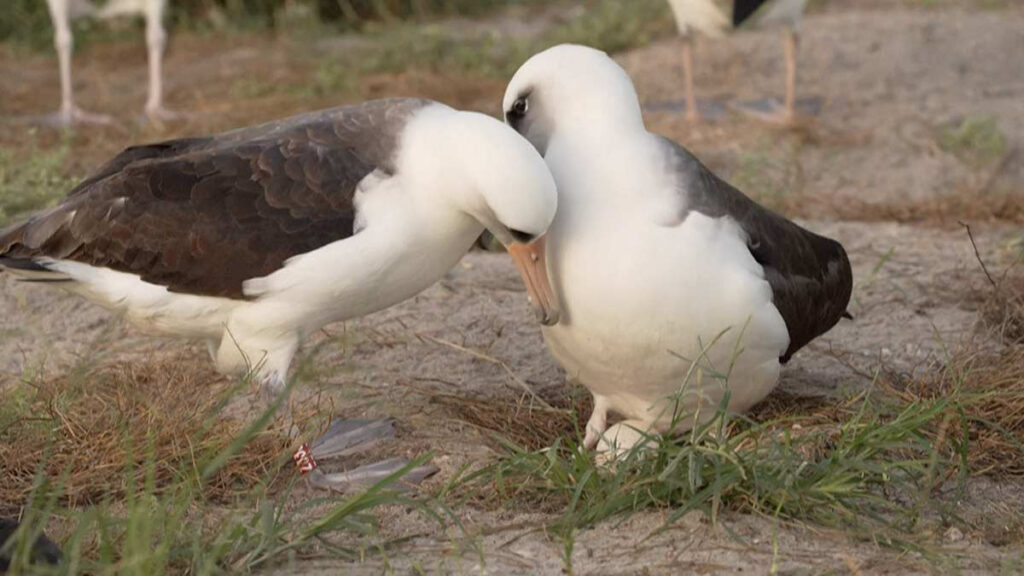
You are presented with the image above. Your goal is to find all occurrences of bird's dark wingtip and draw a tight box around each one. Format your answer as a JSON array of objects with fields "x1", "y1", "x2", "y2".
[
  {"x1": 0, "y1": 256, "x2": 49, "y2": 272},
  {"x1": 842, "y1": 311, "x2": 854, "y2": 320}
]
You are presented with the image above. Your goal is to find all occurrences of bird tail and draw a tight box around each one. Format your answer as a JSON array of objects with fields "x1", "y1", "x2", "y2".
[
  {"x1": 94, "y1": 0, "x2": 149, "y2": 19},
  {"x1": 0, "y1": 257, "x2": 72, "y2": 282},
  {"x1": 666, "y1": 0, "x2": 730, "y2": 37}
]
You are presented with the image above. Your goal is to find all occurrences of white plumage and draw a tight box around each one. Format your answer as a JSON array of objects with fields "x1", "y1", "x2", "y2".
[
  {"x1": 2, "y1": 101, "x2": 560, "y2": 393},
  {"x1": 666, "y1": 0, "x2": 731, "y2": 37},
  {"x1": 502, "y1": 45, "x2": 851, "y2": 456}
]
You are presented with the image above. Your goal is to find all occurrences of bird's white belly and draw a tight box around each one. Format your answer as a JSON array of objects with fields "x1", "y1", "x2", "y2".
[{"x1": 542, "y1": 211, "x2": 789, "y2": 430}]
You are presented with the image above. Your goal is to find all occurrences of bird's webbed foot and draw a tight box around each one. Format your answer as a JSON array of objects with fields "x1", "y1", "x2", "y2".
[{"x1": 298, "y1": 418, "x2": 438, "y2": 492}]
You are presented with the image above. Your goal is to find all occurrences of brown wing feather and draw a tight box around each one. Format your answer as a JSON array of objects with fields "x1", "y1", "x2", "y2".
[
  {"x1": 663, "y1": 137, "x2": 852, "y2": 362},
  {"x1": 0, "y1": 98, "x2": 431, "y2": 298}
]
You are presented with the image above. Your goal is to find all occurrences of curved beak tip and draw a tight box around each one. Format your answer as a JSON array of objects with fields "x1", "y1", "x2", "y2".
[
  {"x1": 541, "y1": 309, "x2": 561, "y2": 326},
  {"x1": 508, "y1": 235, "x2": 561, "y2": 327}
]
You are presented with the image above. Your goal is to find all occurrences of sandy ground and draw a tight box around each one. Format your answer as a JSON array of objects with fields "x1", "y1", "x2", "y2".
[{"x1": 1, "y1": 1, "x2": 1023, "y2": 574}]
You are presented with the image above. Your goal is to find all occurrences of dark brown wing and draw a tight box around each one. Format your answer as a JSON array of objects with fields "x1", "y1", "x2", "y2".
[
  {"x1": 0, "y1": 98, "x2": 432, "y2": 299},
  {"x1": 663, "y1": 137, "x2": 852, "y2": 362}
]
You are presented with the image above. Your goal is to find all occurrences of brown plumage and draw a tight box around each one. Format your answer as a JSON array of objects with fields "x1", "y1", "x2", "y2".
[{"x1": 0, "y1": 98, "x2": 430, "y2": 299}]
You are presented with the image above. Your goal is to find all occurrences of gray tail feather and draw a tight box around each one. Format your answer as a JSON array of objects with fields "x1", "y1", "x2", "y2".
[
  {"x1": 0, "y1": 257, "x2": 72, "y2": 282},
  {"x1": 0, "y1": 257, "x2": 49, "y2": 272}
]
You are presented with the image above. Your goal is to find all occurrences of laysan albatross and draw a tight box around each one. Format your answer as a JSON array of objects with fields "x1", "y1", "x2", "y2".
[
  {"x1": 503, "y1": 45, "x2": 851, "y2": 456},
  {"x1": 666, "y1": 0, "x2": 810, "y2": 123},
  {"x1": 0, "y1": 97, "x2": 560, "y2": 485}
]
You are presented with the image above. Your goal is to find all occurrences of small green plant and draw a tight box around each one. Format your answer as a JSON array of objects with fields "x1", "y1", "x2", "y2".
[
  {"x1": 0, "y1": 137, "x2": 79, "y2": 226},
  {"x1": 332, "y1": 0, "x2": 675, "y2": 82},
  {"x1": 546, "y1": 0, "x2": 672, "y2": 55},
  {"x1": 728, "y1": 141, "x2": 800, "y2": 212},
  {"x1": 938, "y1": 116, "x2": 1008, "y2": 168},
  {"x1": 454, "y1": 352, "x2": 1007, "y2": 565}
]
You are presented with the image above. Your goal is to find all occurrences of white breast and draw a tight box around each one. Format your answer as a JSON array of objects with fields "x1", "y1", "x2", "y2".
[{"x1": 540, "y1": 135, "x2": 790, "y2": 430}]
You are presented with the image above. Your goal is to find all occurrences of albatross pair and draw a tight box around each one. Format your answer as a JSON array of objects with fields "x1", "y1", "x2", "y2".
[{"x1": 0, "y1": 44, "x2": 851, "y2": 479}]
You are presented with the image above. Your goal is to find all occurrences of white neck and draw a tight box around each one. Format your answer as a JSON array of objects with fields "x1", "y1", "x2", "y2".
[{"x1": 545, "y1": 124, "x2": 683, "y2": 226}]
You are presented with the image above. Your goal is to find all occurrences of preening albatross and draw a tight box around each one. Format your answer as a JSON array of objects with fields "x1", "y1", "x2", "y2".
[
  {"x1": 666, "y1": 0, "x2": 810, "y2": 123},
  {"x1": 0, "y1": 97, "x2": 560, "y2": 486},
  {"x1": 503, "y1": 45, "x2": 850, "y2": 456}
]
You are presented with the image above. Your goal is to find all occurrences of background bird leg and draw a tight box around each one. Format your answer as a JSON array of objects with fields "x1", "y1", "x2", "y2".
[
  {"x1": 784, "y1": 27, "x2": 799, "y2": 122},
  {"x1": 143, "y1": 0, "x2": 182, "y2": 123},
  {"x1": 42, "y1": 0, "x2": 112, "y2": 126},
  {"x1": 682, "y1": 35, "x2": 699, "y2": 122}
]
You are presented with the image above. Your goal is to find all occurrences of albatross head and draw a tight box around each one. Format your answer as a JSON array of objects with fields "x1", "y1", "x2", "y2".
[
  {"x1": 439, "y1": 111, "x2": 561, "y2": 325},
  {"x1": 502, "y1": 44, "x2": 644, "y2": 154}
]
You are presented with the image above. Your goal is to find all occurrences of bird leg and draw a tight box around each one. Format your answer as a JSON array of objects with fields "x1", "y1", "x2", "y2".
[
  {"x1": 252, "y1": 370, "x2": 437, "y2": 491},
  {"x1": 594, "y1": 419, "x2": 659, "y2": 467},
  {"x1": 216, "y1": 325, "x2": 436, "y2": 492},
  {"x1": 38, "y1": 0, "x2": 112, "y2": 127},
  {"x1": 682, "y1": 36, "x2": 699, "y2": 123},
  {"x1": 302, "y1": 419, "x2": 439, "y2": 492},
  {"x1": 583, "y1": 394, "x2": 610, "y2": 450},
  {"x1": 730, "y1": 28, "x2": 805, "y2": 125},
  {"x1": 783, "y1": 27, "x2": 798, "y2": 123},
  {"x1": 141, "y1": 0, "x2": 185, "y2": 125}
]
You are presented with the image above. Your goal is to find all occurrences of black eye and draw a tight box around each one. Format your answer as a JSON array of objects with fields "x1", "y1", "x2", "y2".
[
  {"x1": 509, "y1": 228, "x2": 535, "y2": 244},
  {"x1": 512, "y1": 97, "x2": 528, "y2": 115}
]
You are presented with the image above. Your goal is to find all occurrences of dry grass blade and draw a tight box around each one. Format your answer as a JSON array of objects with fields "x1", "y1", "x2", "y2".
[
  {"x1": 433, "y1": 391, "x2": 591, "y2": 451},
  {"x1": 0, "y1": 351, "x2": 311, "y2": 513},
  {"x1": 894, "y1": 347, "x2": 1024, "y2": 477},
  {"x1": 981, "y1": 280, "x2": 1024, "y2": 345},
  {"x1": 422, "y1": 335, "x2": 556, "y2": 411}
]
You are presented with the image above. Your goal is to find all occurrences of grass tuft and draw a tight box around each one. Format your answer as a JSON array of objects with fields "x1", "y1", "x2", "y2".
[
  {"x1": 0, "y1": 351, "x2": 291, "y2": 510},
  {"x1": 327, "y1": 0, "x2": 673, "y2": 82},
  {"x1": 0, "y1": 137, "x2": 79, "y2": 227},
  {"x1": 452, "y1": 348, "x2": 1024, "y2": 550},
  {"x1": 1, "y1": 350, "x2": 442, "y2": 574},
  {"x1": 937, "y1": 116, "x2": 1008, "y2": 168}
]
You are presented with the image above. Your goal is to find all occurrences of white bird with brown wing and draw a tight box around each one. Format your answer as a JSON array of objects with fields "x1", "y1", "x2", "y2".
[
  {"x1": 503, "y1": 45, "x2": 851, "y2": 457},
  {"x1": 1, "y1": 98, "x2": 560, "y2": 487}
]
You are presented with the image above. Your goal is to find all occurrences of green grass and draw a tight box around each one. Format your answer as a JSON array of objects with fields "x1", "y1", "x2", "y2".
[
  {"x1": 727, "y1": 139, "x2": 802, "y2": 212},
  {"x1": 315, "y1": 0, "x2": 672, "y2": 83},
  {"x1": 544, "y1": 0, "x2": 672, "y2": 56},
  {"x1": 5, "y1": 456, "x2": 436, "y2": 575},
  {"x1": 454, "y1": 364, "x2": 997, "y2": 571},
  {"x1": 0, "y1": 0, "x2": 553, "y2": 51},
  {"x1": 0, "y1": 137, "x2": 79, "y2": 227},
  {"x1": 937, "y1": 116, "x2": 1008, "y2": 168}
]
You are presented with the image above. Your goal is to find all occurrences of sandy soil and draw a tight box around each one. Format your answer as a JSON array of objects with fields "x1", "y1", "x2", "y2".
[{"x1": 1, "y1": 1, "x2": 1023, "y2": 574}]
